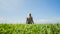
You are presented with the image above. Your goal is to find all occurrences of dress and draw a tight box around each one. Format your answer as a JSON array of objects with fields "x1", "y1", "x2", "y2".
[{"x1": 26, "y1": 17, "x2": 34, "y2": 24}]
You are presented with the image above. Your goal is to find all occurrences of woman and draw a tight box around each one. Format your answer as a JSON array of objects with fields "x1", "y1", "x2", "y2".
[{"x1": 26, "y1": 13, "x2": 34, "y2": 24}]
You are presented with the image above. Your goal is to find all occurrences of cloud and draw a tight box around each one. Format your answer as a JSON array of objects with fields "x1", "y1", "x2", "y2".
[
  {"x1": 0, "y1": 16, "x2": 60, "y2": 24},
  {"x1": 0, "y1": 16, "x2": 6, "y2": 23},
  {"x1": 34, "y1": 18, "x2": 60, "y2": 24},
  {"x1": 0, "y1": 16, "x2": 25, "y2": 24}
]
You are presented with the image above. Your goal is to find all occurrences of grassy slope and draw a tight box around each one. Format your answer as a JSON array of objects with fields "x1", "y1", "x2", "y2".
[{"x1": 0, "y1": 24, "x2": 60, "y2": 34}]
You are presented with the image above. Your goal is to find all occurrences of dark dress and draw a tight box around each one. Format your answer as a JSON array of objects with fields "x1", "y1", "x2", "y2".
[{"x1": 26, "y1": 17, "x2": 34, "y2": 24}]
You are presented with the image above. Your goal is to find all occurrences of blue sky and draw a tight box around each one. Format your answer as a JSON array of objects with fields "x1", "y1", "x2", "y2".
[{"x1": 0, "y1": 0, "x2": 60, "y2": 24}]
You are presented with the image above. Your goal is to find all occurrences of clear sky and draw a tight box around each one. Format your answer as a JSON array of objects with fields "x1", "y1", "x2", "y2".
[{"x1": 0, "y1": 0, "x2": 60, "y2": 24}]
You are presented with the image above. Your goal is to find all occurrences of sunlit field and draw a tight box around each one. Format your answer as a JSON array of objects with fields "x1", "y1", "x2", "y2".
[{"x1": 0, "y1": 24, "x2": 60, "y2": 34}]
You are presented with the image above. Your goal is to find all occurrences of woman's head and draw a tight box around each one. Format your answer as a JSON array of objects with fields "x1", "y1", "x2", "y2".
[
  {"x1": 27, "y1": 12, "x2": 32, "y2": 17},
  {"x1": 29, "y1": 13, "x2": 31, "y2": 16}
]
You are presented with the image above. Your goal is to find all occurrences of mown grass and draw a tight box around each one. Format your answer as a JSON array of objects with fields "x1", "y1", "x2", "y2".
[{"x1": 0, "y1": 24, "x2": 60, "y2": 34}]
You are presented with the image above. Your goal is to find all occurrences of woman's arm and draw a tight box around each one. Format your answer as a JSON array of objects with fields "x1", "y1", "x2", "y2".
[
  {"x1": 31, "y1": 17, "x2": 34, "y2": 24},
  {"x1": 26, "y1": 18, "x2": 28, "y2": 24}
]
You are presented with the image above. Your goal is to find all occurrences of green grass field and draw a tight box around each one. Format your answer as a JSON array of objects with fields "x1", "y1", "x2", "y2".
[{"x1": 0, "y1": 24, "x2": 60, "y2": 34}]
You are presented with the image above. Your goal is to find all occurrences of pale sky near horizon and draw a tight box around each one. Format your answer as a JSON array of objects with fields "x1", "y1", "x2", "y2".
[{"x1": 0, "y1": 0, "x2": 60, "y2": 24}]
